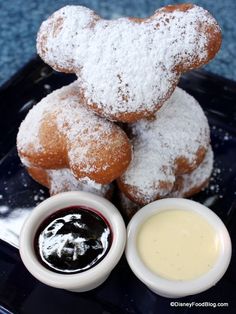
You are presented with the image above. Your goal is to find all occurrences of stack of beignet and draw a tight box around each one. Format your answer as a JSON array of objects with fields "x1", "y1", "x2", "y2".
[{"x1": 17, "y1": 3, "x2": 221, "y2": 216}]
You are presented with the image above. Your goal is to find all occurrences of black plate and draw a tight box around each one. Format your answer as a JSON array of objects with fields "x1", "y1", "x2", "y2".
[{"x1": 0, "y1": 57, "x2": 236, "y2": 313}]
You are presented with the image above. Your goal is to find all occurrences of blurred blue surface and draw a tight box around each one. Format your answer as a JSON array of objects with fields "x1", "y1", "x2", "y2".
[{"x1": 0, "y1": 0, "x2": 235, "y2": 85}]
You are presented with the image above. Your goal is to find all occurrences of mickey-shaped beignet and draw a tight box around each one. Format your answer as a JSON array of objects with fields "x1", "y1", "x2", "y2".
[
  {"x1": 119, "y1": 146, "x2": 213, "y2": 218},
  {"x1": 27, "y1": 166, "x2": 113, "y2": 198},
  {"x1": 17, "y1": 81, "x2": 131, "y2": 184},
  {"x1": 117, "y1": 87, "x2": 210, "y2": 205},
  {"x1": 37, "y1": 4, "x2": 221, "y2": 122},
  {"x1": 170, "y1": 146, "x2": 213, "y2": 198}
]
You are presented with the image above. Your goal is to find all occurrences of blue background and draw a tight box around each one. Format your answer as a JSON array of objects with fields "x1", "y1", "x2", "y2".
[{"x1": 0, "y1": 0, "x2": 235, "y2": 85}]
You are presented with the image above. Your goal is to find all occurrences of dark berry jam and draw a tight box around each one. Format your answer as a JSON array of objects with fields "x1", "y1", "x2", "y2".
[{"x1": 34, "y1": 206, "x2": 112, "y2": 274}]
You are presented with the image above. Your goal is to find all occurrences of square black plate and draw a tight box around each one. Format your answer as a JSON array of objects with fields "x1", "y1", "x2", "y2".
[{"x1": 0, "y1": 57, "x2": 236, "y2": 313}]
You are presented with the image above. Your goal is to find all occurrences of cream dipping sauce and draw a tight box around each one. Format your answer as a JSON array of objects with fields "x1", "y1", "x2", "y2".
[{"x1": 137, "y1": 209, "x2": 220, "y2": 281}]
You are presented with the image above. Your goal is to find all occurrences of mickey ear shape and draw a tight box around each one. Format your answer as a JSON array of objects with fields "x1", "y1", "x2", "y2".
[
  {"x1": 154, "y1": 4, "x2": 221, "y2": 73},
  {"x1": 37, "y1": 5, "x2": 99, "y2": 73},
  {"x1": 36, "y1": 4, "x2": 221, "y2": 123},
  {"x1": 37, "y1": 4, "x2": 221, "y2": 77},
  {"x1": 117, "y1": 87, "x2": 211, "y2": 205},
  {"x1": 17, "y1": 81, "x2": 132, "y2": 185}
]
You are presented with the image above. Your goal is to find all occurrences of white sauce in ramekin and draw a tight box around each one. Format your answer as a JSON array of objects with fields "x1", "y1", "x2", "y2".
[{"x1": 137, "y1": 209, "x2": 220, "y2": 281}]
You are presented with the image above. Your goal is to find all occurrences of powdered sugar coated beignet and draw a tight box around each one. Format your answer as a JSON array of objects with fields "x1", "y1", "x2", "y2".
[
  {"x1": 37, "y1": 4, "x2": 221, "y2": 122},
  {"x1": 117, "y1": 87, "x2": 210, "y2": 205},
  {"x1": 171, "y1": 146, "x2": 213, "y2": 198},
  {"x1": 17, "y1": 81, "x2": 131, "y2": 184},
  {"x1": 27, "y1": 166, "x2": 113, "y2": 198},
  {"x1": 119, "y1": 146, "x2": 213, "y2": 217}
]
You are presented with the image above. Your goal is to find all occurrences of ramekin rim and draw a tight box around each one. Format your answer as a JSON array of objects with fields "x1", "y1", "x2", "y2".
[
  {"x1": 19, "y1": 191, "x2": 126, "y2": 289},
  {"x1": 126, "y1": 198, "x2": 232, "y2": 296}
]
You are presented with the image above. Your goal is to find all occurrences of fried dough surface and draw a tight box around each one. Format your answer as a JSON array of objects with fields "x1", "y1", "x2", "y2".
[
  {"x1": 37, "y1": 4, "x2": 221, "y2": 122},
  {"x1": 118, "y1": 88, "x2": 211, "y2": 204},
  {"x1": 17, "y1": 82, "x2": 132, "y2": 184}
]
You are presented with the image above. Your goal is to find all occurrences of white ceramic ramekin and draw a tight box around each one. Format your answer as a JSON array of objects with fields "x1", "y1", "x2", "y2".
[
  {"x1": 126, "y1": 198, "x2": 232, "y2": 298},
  {"x1": 20, "y1": 191, "x2": 126, "y2": 292}
]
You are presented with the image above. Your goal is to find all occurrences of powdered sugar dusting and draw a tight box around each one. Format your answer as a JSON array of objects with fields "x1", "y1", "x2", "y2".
[
  {"x1": 37, "y1": 6, "x2": 96, "y2": 71},
  {"x1": 171, "y1": 146, "x2": 213, "y2": 197},
  {"x1": 17, "y1": 100, "x2": 46, "y2": 153},
  {"x1": 54, "y1": 88, "x2": 113, "y2": 172},
  {"x1": 37, "y1": 5, "x2": 220, "y2": 118},
  {"x1": 120, "y1": 87, "x2": 210, "y2": 203},
  {"x1": 47, "y1": 168, "x2": 110, "y2": 196},
  {"x1": 17, "y1": 81, "x2": 115, "y2": 173},
  {"x1": 120, "y1": 147, "x2": 213, "y2": 216}
]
